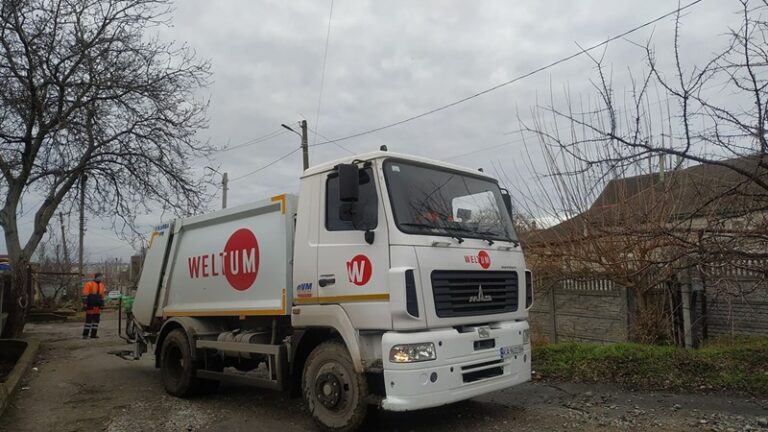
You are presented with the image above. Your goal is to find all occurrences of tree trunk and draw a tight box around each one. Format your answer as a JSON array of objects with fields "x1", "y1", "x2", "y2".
[
  {"x1": 1, "y1": 262, "x2": 30, "y2": 338},
  {"x1": 681, "y1": 281, "x2": 693, "y2": 348},
  {"x1": 1, "y1": 216, "x2": 31, "y2": 338},
  {"x1": 700, "y1": 270, "x2": 708, "y2": 341}
]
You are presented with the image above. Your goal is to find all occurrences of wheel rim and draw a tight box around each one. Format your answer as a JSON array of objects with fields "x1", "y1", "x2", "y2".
[
  {"x1": 313, "y1": 362, "x2": 352, "y2": 412},
  {"x1": 315, "y1": 372, "x2": 342, "y2": 409},
  {"x1": 164, "y1": 344, "x2": 184, "y2": 382}
]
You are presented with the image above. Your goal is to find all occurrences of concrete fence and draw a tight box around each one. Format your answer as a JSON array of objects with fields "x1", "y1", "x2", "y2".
[
  {"x1": 529, "y1": 268, "x2": 768, "y2": 345},
  {"x1": 529, "y1": 277, "x2": 631, "y2": 344},
  {"x1": 705, "y1": 275, "x2": 768, "y2": 337}
]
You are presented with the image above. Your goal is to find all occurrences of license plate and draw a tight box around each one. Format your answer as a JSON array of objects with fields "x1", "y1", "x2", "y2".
[{"x1": 499, "y1": 344, "x2": 524, "y2": 359}]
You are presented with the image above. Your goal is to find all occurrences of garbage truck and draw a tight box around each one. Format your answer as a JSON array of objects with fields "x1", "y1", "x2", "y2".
[{"x1": 129, "y1": 150, "x2": 532, "y2": 431}]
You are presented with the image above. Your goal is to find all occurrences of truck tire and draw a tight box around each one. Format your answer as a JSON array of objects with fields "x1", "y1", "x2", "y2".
[
  {"x1": 302, "y1": 340, "x2": 369, "y2": 432},
  {"x1": 160, "y1": 329, "x2": 201, "y2": 397}
]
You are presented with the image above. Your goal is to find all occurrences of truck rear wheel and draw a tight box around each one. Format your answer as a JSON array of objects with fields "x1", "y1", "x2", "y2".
[
  {"x1": 302, "y1": 341, "x2": 369, "y2": 432},
  {"x1": 160, "y1": 329, "x2": 201, "y2": 397}
]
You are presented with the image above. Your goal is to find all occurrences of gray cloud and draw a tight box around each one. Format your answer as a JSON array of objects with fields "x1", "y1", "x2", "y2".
[{"x1": 6, "y1": 0, "x2": 745, "y2": 260}]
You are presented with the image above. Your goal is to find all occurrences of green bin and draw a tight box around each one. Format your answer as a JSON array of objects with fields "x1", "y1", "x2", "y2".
[{"x1": 121, "y1": 295, "x2": 135, "y2": 314}]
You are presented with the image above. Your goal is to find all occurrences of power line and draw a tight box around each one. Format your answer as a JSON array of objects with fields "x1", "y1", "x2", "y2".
[
  {"x1": 91, "y1": 244, "x2": 131, "y2": 255},
  {"x1": 442, "y1": 77, "x2": 730, "y2": 162},
  {"x1": 309, "y1": 0, "x2": 704, "y2": 148},
  {"x1": 206, "y1": 1, "x2": 706, "y2": 183},
  {"x1": 442, "y1": 139, "x2": 524, "y2": 161},
  {"x1": 216, "y1": 127, "x2": 292, "y2": 154},
  {"x1": 218, "y1": 129, "x2": 287, "y2": 153},
  {"x1": 230, "y1": 147, "x2": 300, "y2": 182},
  {"x1": 308, "y1": 125, "x2": 354, "y2": 155},
  {"x1": 228, "y1": 127, "x2": 350, "y2": 184},
  {"x1": 312, "y1": 0, "x2": 335, "y2": 146}
]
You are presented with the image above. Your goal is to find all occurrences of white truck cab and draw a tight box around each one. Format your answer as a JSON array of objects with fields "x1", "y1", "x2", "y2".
[{"x1": 129, "y1": 150, "x2": 532, "y2": 431}]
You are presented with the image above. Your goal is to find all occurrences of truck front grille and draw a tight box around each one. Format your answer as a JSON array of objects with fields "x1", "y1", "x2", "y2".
[{"x1": 431, "y1": 271, "x2": 519, "y2": 318}]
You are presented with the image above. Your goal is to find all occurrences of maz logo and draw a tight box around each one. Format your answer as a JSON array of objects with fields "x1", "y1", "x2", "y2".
[{"x1": 468, "y1": 285, "x2": 493, "y2": 303}]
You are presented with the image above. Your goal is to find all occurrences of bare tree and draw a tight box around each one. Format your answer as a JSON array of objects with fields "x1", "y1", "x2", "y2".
[
  {"x1": 0, "y1": 0, "x2": 213, "y2": 337},
  {"x1": 517, "y1": 147, "x2": 689, "y2": 343},
  {"x1": 517, "y1": 0, "x2": 768, "y2": 345},
  {"x1": 529, "y1": 0, "x2": 768, "y2": 261}
]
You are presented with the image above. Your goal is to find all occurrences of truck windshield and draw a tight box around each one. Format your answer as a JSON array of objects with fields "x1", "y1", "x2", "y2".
[{"x1": 383, "y1": 160, "x2": 517, "y2": 242}]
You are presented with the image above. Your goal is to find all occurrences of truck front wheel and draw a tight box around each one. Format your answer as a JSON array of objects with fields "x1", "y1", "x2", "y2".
[
  {"x1": 302, "y1": 341, "x2": 369, "y2": 431},
  {"x1": 160, "y1": 328, "x2": 201, "y2": 397}
]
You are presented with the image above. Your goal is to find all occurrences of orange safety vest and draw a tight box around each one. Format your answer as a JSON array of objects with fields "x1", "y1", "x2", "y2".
[{"x1": 82, "y1": 281, "x2": 106, "y2": 314}]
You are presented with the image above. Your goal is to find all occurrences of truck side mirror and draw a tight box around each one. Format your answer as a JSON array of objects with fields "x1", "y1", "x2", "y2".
[
  {"x1": 339, "y1": 202, "x2": 355, "y2": 222},
  {"x1": 338, "y1": 164, "x2": 359, "y2": 202},
  {"x1": 500, "y1": 188, "x2": 513, "y2": 218}
]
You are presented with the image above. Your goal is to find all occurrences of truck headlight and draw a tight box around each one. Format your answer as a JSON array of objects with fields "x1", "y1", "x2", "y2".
[{"x1": 389, "y1": 342, "x2": 436, "y2": 363}]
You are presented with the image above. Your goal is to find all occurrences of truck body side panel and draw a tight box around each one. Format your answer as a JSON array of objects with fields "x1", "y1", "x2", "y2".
[{"x1": 157, "y1": 195, "x2": 296, "y2": 318}]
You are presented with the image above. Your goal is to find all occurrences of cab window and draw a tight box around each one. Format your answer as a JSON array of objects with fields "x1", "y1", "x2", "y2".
[{"x1": 326, "y1": 167, "x2": 378, "y2": 231}]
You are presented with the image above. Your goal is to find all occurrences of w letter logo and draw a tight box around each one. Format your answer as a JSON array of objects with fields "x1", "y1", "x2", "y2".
[{"x1": 346, "y1": 255, "x2": 372, "y2": 286}]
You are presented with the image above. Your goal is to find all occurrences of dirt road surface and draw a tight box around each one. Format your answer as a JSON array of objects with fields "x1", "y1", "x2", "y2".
[{"x1": 1, "y1": 312, "x2": 766, "y2": 432}]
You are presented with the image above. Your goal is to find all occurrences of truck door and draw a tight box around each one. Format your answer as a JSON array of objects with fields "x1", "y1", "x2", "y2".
[{"x1": 316, "y1": 166, "x2": 390, "y2": 327}]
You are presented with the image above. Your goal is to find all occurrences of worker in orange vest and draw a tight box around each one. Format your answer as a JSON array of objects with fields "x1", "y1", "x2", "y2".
[{"x1": 82, "y1": 273, "x2": 106, "y2": 339}]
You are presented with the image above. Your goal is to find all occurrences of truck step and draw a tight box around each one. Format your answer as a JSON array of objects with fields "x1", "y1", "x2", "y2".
[
  {"x1": 195, "y1": 339, "x2": 287, "y2": 391},
  {"x1": 196, "y1": 340, "x2": 282, "y2": 355},
  {"x1": 196, "y1": 369, "x2": 283, "y2": 391}
]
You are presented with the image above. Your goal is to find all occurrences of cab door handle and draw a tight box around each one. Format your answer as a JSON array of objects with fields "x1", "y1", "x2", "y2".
[{"x1": 319, "y1": 278, "x2": 336, "y2": 287}]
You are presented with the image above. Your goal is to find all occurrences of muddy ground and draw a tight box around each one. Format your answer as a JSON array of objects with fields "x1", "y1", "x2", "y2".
[
  {"x1": 0, "y1": 358, "x2": 14, "y2": 383},
  {"x1": 0, "y1": 312, "x2": 766, "y2": 432}
]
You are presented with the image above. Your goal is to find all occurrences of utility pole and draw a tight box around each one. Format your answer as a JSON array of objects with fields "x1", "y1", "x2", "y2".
[
  {"x1": 58, "y1": 212, "x2": 70, "y2": 264},
  {"x1": 221, "y1": 172, "x2": 228, "y2": 209},
  {"x1": 78, "y1": 174, "x2": 87, "y2": 277},
  {"x1": 282, "y1": 121, "x2": 310, "y2": 171},
  {"x1": 300, "y1": 120, "x2": 309, "y2": 171}
]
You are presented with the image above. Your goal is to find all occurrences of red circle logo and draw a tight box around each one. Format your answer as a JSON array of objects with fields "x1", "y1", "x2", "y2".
[
  {"x1": 478, "y1": 250, "x2": 491, "y2": 269},
  {"x1": 346, "y1": 254, "x2": 372, "y2": 286},
  {"x1": 223, "y1": 228, "x2": 260, "y2": 291}
]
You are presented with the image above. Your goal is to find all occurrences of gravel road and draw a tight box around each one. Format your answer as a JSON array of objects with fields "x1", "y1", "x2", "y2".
[{"x1": 1, "y1": 312, "x2": 766, "y2": 432}]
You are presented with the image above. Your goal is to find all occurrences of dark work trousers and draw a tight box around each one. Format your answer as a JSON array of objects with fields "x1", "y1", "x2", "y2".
[{"x1": 82, "y1": 313, "x2": 101, "y2": 337}]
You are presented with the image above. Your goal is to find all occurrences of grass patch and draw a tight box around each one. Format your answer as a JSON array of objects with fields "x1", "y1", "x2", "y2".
[{"x1": 533, "y1": 337, "x2": 768, "y2": 394}]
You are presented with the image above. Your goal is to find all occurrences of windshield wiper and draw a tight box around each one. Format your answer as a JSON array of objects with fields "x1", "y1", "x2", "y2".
[
  {"x1": 446, "y1": 227, "x2": 494, "y2": 245},
  {"x1": 490, "y1": 230, "x2": 521, "y2": 247},
  {"x1": 478, "y1": 230, "x2": 520, "y2": 247},
  {"x1": 400, "y1": 222, "x2": 464, "y2": 243},
  {"x1": 453, "y1": 227, "x2": 521, "y2": 247},
  {"x1": 442, "y1": 226, "x2": 496, "y2": 245}
]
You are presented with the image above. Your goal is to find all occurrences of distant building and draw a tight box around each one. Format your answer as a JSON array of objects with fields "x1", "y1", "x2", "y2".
[{"x1": 523, "y1": 155, "x2": 768, "y2": 345}]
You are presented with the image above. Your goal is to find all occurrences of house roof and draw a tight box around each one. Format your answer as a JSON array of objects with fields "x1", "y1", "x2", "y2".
[{"x1": 525, "y1": 154, "x2": 768, "y2": 245}]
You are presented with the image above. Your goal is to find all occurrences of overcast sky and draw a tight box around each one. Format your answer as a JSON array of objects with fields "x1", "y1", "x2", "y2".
[{"x1": 4, "y1": 0, "x2": 747, "y2": 261}]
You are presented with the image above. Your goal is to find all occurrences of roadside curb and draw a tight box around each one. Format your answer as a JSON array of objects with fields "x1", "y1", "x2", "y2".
[{"x1": 0, "y1": 339, "x2": 40, "y2": 417}]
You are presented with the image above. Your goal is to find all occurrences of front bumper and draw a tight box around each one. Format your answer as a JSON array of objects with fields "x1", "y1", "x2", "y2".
[{"x1": 380, "y1": 321, "x2": 531, "y2": 411}]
